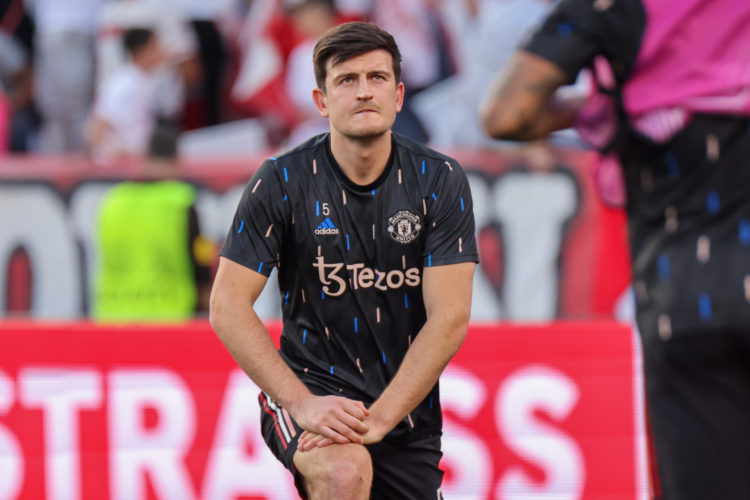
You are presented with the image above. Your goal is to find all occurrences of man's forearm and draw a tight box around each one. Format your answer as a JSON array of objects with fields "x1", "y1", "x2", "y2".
[
  {"x1": 498, "y1": 96, "x2": 581, "y2": 141},
  {"x1": 367, "y1": 312, "x2": 468, "y2": 437},
  {"x1": 210, "y1": 302, "x2": 312, "y2": 413},
  {"x1": 212, "y1": 303, "x2": 372, "y2": 444},
  {"x1": 480, "y1": 50, "x2": 576, "y2": 141}
]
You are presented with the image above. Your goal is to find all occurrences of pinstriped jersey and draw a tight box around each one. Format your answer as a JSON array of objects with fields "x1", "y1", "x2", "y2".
[
  {"x1": 221, "y1": 132, "x2": 478, "y2": 441},
  {"x1": 524, "y1": 0, "x2": 750, "y2": 338}
]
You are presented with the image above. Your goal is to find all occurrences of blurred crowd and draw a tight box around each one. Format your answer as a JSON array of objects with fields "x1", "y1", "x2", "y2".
[{"x1": 0, "y1": 0, "x2": 555, "y2": 164}]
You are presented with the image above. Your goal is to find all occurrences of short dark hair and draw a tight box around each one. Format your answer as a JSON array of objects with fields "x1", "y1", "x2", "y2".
[
  {"x1": 122, "y1": 28, "x2": 154, "y2": 57},
  {"x1": 312, "y1": 22, "x2": 401, "y2": 90}
]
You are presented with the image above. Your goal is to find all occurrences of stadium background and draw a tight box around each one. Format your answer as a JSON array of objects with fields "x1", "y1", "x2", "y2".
[{"x1": 0, "y1": 0, "x2": 647, "y2": 498}]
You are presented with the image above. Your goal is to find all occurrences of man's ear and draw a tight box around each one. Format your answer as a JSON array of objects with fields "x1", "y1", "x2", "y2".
[
  {"x1": 313, "y1": 87, "x2": 329, "y2": 118},
  {"x1": 395, "y1": 81, "x2": 405, "y2": 113}
]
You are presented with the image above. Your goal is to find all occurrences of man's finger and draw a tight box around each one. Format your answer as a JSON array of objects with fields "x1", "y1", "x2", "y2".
[
  {"x1": 306, "y1": 433, "x2": 328, "y2": 448},
  {"x1": 337, "y1": 410, "x2": 369, "y2": 434},
  {"x1": 314, "y1": 436, "x2": 334, "y2": 448},
  {"x1": 319, "y1": 424, "x2": 354, "y2": 445},
  {"x1": 298, "y1": 431, "x2": 340, "y2": 452},
  {"x1": 325, "y1": 419, "x2": 364, "y2": 444},
  {"x1": 297, "y1": 432, "x2": 318, "y2": 451},
  {"x1": 297, "y1": 431, "x2": 315, "y2": 450},
  {"x1": 341, "y1": 400, "x2": 369, "y2": 420}
]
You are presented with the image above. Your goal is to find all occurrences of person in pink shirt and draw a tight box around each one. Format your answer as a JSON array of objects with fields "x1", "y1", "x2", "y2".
[{"x1": 480, "y1": 1, "x2": 750, "y2": 499}]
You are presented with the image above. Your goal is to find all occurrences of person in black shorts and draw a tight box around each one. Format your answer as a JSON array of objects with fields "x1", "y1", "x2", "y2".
[
  {"x1": 479, "y1": 1, "x2": 750, "y2": 499},
  {"x1": 210, "y1": 21, "x2": 478, "y2": 499}
]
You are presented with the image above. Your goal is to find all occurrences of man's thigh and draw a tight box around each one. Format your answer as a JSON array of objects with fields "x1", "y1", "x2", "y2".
[
  {"x1": 367, "y1": 435, "x2": 444, "y2": 500},
  {"x1": 292, "y1": 435, "x2": 444, "y2": 500},
  {"x1": 293, "y1": 441, "x2": 373, "y2": 499},
  {"x1": 260, "y1": 392, "x2": 372, "y2": 499}
]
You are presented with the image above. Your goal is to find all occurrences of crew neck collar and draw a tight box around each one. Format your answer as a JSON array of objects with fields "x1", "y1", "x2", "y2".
[{"x1": 324, "y1": 134, "x2": 395, "y2": 193}]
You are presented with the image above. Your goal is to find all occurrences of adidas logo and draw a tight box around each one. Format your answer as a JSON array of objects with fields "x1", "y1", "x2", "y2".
[{"x1": 314, "y1": 217, "x2": 340, "y2": 235}]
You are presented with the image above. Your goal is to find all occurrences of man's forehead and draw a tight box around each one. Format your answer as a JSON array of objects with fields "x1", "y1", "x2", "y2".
[{"x1": 326, "y1": 49, "x2": 394, "y2": 76}]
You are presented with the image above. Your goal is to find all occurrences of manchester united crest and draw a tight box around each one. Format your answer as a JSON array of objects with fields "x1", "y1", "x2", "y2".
[{"x1": 388, "y1": 210, "x2": 422, "y2": 244}]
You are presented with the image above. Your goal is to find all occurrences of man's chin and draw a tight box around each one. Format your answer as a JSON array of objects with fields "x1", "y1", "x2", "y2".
[{"x1": 343, "y1": 126, "x2": 392, "y2": 141}]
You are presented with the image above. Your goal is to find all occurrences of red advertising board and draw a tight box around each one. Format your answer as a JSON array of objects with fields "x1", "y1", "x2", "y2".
[{"x1": 0, "y1": 321, "x2": 646, "y2": 499}]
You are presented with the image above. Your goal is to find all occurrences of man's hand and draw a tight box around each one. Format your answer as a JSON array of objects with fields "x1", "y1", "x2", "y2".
[
  {"x1": 297, "y1": 409, "x2": 390, "y2": 451},
  {"x1": 290, "y1": 394, "x2": 370, "y2": 445}
]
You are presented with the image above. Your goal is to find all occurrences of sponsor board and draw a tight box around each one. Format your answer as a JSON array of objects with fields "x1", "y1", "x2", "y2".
[{"x1": 0, "y1": 320, "x2": 646, "y2": 500}]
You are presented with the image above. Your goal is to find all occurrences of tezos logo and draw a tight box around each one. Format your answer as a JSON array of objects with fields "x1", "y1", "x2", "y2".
[
  {"x1": 313, "y1": 256, "x2": 421, "y2": 296},
  {"x1": 388, "y1": 210, "x2": 421, "y2": 244}
]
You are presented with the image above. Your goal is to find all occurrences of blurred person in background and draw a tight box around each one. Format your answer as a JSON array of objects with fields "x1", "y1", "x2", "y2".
[
  {"x1": 91, "y1": 119, "x2": 212, "y2": 321},
  {"x1": 228, "y1": 0, "x2": 353, "y2": 146},
  {"x1": 210, "y1": 21, "x2": 477, "y2": 499},
  {"x1": 0, "y1": 0, "x2": 37, "y2": 152},
  {"x1": 412, "y1": 0, "x2": 553, "y2": 148},
  {"x1": 0, "y1": 30, "x2": 28, "y2": 152},
  {"x1": 480, "y1": 1, "x2": 750, "y2": 499},
  {"x1": 161, "y1": 0, "x2": 234, "y2": 128},
  {"x1": 229, "y1": 0, "x2": 304, "y2": 143},
  {"x1": 86, "y1": 28, "x2": 170, "y2": 163},
  {"x1": 96, "y1": 0, "x2": 200, "y2": 134},
  {"x1": 368, "y1": 0, "x2": 450, "y2": 143},
  {"x1": 26, "y1": 0, "x2": 107, "y2": 153},
  {"x1": 283, "y1": 0, "x2": 340, "y2": 145}
]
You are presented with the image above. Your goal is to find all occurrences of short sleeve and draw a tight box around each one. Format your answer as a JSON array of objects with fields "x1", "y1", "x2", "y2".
[
  {"x1": 423, "y1": 161, "x2": 479, "y2": 267},
  {"x1": 522, "y1": 0, "x2": 645, "y2": 83},
  {"x1": 94, "y1": 77, "x2": 131, "y2": 124},
  {"x1": 220, "y1": 160, "x2": 290, "y2": 276}
]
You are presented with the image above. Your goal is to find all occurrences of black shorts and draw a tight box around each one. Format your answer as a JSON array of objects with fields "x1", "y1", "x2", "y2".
[
  {"x1": 259, "y1": 391, "x2": 445, "y2": 499},
  {"x1": 642, "y1": 330, "x2": 750, "y2": 500}
]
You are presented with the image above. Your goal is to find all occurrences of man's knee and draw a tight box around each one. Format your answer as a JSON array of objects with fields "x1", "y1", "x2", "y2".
[
  {"x1": 294, "y1": 443, "x2": 372, "y2": 499},
  {"x1": 313, "y1": 456, "x2": 371, "y2": 490}
]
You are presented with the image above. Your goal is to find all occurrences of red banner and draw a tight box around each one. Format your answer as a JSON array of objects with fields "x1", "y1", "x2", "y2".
[{"x1": 0, "y1": 321, "x2": 645, "y2": 499}]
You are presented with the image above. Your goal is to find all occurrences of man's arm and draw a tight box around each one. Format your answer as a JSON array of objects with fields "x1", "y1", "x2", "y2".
[
  {"x1": 209, "y1": 256, "x2": 370, "y2": 444},
  {"x1": 479, "y1": 50, "x2": 582, "y2": 141},
  {"x1": 298, "y1": 261, "x2": 475, "y2": 450},
  {"x1": 84, "y1": 115, "x2": 112, "y2": 152}
]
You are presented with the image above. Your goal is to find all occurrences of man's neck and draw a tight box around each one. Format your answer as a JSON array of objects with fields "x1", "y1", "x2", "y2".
[{"x1": 329, "y1": 131, "x2": 392, "y2": 186}]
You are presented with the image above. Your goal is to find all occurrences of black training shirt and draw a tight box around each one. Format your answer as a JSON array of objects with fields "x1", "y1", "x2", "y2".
[{"x1": 221, "y1": 132, "x2": 478, "y2": 441}]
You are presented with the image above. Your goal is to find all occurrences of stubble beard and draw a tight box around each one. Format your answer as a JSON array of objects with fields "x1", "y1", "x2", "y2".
[
  {"x1": 339, "y1": 112, "x2": 395, "y2": 143},
  {"x1": 343, "y1": 126, "x2": 390, "y2": 142}
]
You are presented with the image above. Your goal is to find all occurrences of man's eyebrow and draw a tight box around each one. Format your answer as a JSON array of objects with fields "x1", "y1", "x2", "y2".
[
  {"x1": 331, "y1": 69, "x2": 391, "y2": 80},
  {"x1": 332, "y1": 71, "x2": 357, "y2": 80}
]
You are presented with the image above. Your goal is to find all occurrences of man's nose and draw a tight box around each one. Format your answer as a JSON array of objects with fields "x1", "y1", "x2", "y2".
[{"x1": 356, "y1": 78, "x2": 373, "y2": 99}]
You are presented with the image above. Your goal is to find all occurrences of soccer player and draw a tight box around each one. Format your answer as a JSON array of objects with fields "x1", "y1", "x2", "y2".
[
  {"x1": 479, "y1": 1, "x2": 750, "y2": 499},
  {"x1": 210, "y1": 22, "x2": 477, "y2": 499}
]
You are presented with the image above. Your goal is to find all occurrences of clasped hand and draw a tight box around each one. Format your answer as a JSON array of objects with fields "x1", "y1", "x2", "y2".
[{"x1": 291, "y1": 394, "x2": 386, "y2": 452}]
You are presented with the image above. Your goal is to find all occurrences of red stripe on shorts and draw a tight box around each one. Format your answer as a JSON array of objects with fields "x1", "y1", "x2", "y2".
[{"x1": 261, "y1": 394, "x2": 288, "y2": 450}]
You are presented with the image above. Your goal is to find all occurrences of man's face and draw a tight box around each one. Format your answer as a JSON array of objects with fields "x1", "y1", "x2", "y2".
[
  {"x1": 313, "y1": 49, "x2": 404, "y2": 140},
  {"x1": 139, "y1": 36, "x2": 166, "y2": 72}
]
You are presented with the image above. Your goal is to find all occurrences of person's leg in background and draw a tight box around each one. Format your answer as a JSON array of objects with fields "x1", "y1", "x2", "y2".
[{"x1": 643, "y1": 330, "x2": 750, "y2": 500}]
